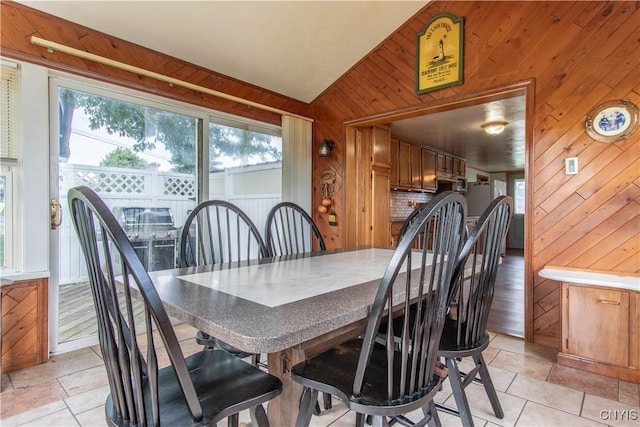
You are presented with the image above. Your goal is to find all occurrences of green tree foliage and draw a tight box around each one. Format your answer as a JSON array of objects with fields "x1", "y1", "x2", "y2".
[
  {"x1": 99, "y1": 147, "x2": 148, "y2": 169},
  {"x1": 58, "y1": 88, "x2": 281, "y2": 174},
  {"x1": 208, "y1": 123, "x2": 281, "y2": 171}
]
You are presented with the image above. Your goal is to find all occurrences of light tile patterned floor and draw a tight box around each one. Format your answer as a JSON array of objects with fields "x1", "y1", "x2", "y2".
[{"x1": 1, "y1": 325, "x2": 638, "y2": 427}]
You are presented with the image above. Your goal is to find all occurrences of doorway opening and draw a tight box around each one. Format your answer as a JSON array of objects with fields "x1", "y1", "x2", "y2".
[{"x1": 344, "y1": 81, "x2": 533, "y2": 339}]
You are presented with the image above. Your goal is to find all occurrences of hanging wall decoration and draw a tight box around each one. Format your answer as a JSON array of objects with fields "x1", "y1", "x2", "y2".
[
  {"x1": 416, "y1": 13, "x2": 464, "y2": 94},
  {"x1": 318, "y1": 170, "x2": 337, "y2": 226},
  {"x1": 585, "y1": 99, "x2": 639, "y2": 143}
]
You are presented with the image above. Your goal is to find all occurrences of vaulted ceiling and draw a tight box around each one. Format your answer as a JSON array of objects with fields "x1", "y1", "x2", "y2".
[
  {"x1": 17, "y1": 0, "x2": 525, "y2": 172},
  {"x1": 18, "y1": 1, "x2": 428, "y2": 103}
]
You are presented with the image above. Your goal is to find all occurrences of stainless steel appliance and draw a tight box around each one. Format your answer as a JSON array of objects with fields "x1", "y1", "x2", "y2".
[
  {"x1": 112, "y1": 206, "x2": 178, "y2": 271},
  {"x1": 465, "y1": 180, "x2": 507, "y2": 216}
]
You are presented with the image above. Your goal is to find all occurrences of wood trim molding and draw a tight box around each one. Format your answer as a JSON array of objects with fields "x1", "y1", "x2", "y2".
[{"x1": 344, "y1": 80, "x2": 536, "y2": 341}]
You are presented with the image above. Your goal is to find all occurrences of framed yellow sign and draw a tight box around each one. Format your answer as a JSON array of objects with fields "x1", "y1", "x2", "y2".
[{"x1": 416, "y1": 13, "x2": 464, "y2": 94}]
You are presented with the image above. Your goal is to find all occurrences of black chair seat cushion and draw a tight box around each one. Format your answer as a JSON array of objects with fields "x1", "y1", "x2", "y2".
[
  {"x1": 105, "y1": 349, "x2": 281, "y2": 426},
  {"x1": 291, "y1": 339, "x2": 441, "y2": 414},
  {"x1": 437, "y1": 316, "x2": 491, "y2": 355}
]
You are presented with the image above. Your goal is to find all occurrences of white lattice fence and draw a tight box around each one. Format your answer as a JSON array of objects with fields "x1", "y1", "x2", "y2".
[{"x1": 58, "y1": 163, "x2": 281, "y2": 284}]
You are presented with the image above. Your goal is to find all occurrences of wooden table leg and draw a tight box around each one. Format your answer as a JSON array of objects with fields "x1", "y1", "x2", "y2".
[{"x1": 267, "y1": 346, "x2": 306, "y2": 426}]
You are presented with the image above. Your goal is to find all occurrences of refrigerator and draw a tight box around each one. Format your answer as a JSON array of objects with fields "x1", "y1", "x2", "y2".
[{"x1": 465, "y1": 180, "x2": 507, "y2": 216}]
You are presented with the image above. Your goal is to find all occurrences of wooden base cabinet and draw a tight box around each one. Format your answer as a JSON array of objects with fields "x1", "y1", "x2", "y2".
[
  {"x1": 1, "y1": 278, "x2": 49, "y2": 373},
  {"x1": 559, "y1": 283, "x2": 639, "y2": 382}
]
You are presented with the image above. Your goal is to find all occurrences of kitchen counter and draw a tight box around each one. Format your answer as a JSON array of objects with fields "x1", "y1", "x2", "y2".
[
  {"x1": 0, "y1": 271, "x2": 50, "y2": 286},
  {"x1": 544, "y1": 265, "x2": 640, "y2": 383},
  {"x1": 538, "y1": 266, "x2": 639, "y2": 292}
]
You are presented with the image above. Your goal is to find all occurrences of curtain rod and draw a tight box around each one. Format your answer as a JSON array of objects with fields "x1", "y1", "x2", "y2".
[{"x1": 31, "y1": 36, "x2": 313, "y2": 122}]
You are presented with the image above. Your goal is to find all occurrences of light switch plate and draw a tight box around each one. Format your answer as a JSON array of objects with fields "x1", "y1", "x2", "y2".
[{"x1": 565, "y1": 157, "x2": 578, "y2": 175}]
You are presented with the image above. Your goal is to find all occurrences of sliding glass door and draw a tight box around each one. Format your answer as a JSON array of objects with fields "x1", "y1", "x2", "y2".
[
  {"x1": 49, "y1": 80, "x2": 198, "y2": 352},
  {"x1": 48, "y1": 76, "x2": 283, "y2": 354}
]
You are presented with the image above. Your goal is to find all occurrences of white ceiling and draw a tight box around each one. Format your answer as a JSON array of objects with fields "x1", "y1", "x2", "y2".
[
  {"x1": 19, "y1": 0, "x2": 428, "y2": 103},
  {"x1": 19, "y1": 0, "x2": 525, "y2": 173},
  {"x1": 390, "y1": 96, "x2": 527, "y2": 172}
]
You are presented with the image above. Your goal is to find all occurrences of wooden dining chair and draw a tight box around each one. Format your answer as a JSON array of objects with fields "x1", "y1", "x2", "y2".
[
  {"x1": 436, "y1": 195, "x2": 512, "y2": 427},
  {"x1": 291, "y1": 192, "x2": 467, "y2": 427},
  {"x1": 68, "y1": 186, "x2": 282, "y2": 427},
  {"x1": 178, "y1": 199, "x2": 268, "y2": 361},
  {"x1": 264, "y1": 201, "x2": 326, "y2": 257}
]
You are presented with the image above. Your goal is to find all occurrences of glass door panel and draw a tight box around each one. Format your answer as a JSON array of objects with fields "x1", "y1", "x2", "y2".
[{"x1": 51, "y1": 84, "x2": 198, "y2": 351}]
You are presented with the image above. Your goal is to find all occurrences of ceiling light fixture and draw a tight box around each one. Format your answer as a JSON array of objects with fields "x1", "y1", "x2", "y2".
[{"x1": 481, "y1": 121, "x2": 508, "y2": 135}]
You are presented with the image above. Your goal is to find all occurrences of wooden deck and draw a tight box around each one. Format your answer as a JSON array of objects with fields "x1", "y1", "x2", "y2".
[{"x1": 58, "y1": 281, "x2": 146, "y2": 343}]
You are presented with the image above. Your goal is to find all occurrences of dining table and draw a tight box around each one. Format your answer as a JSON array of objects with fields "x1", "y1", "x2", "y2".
[{"x1": 146, "y1": 247, "x2": 431, "y2": 426}]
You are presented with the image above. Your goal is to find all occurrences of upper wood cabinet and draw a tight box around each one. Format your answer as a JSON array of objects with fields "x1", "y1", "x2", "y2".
[
  {"x1": 421, "y1": 149, "x2": 437, "y2": 191},
  {"x1": 371, "y1": 126, "x2": 391, "y2": 168},
  {"x1": 389, "y1": 138, "x2": 399, "y2": 187},
  {"x1": 392, "y1": 140, "x2": 451, "y2": 193},
  {"x1": 437, "y1": 152, "x2": 452, "y2": 174},
  {"x1": 410, "y1": 145, "x2": 422, "y2": 190},
  {"x1": 437, "y1": 152, "x2": 466, "y2": 179},
  {"x1": 453, "y1": 157, "x2": 466, "y2": 177},
  {"x1": 398, "y1": 141, "x2": 412, "y2": 188}
]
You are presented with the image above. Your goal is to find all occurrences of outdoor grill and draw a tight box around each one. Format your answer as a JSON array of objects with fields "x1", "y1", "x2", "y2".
[{"x1": 112, "y1": 206, "x2": 178, "y2": 271}]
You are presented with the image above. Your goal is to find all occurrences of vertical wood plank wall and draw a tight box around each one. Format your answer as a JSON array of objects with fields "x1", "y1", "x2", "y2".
[{"x1": 2, "y1": 1, "x2": 639, "y2": 348}]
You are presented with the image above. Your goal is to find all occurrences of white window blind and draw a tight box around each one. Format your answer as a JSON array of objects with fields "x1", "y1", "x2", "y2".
[{"x1": 1, "y1": 62, "x2": 19, "y2": 161}]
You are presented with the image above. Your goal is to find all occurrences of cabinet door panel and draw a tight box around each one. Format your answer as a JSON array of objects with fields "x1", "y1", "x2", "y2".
[
  {"x1": 566, "y1": 285, "x2": 629, "y2": 367},
  {"x1": 437, "y1": 153, "x2": 450, "y2": 173},
  {"x1": 411, "y1": 145, "x2": 422, "y2": 189},
  {"x1": 390, "y1": 139, "x2": 399, "y2": 187},
  {"x1": 398, "y1": 141, "x2": 412, "y2": 187},
  {"x1": 2, "y1": 279, "x2": 48, "y2": 372},
  {"x1": 421, "y1": 149, "x2": 437, "y2": 191},
  {"x1": 372, "y1": 126, "x2": 390, "y2": 168},
  {"x1": 371, "y1": 167, "x2": 390, "y2": 247}
]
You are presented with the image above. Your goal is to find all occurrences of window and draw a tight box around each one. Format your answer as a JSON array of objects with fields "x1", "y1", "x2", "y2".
[
  {"x1": 1, "y1": 61, "x2": 19, "y2": 269},
  {"x1": 514, "y1": 178, "x2": 525, "y2": 214},
  {"x1": 206, "y1": 118, "x2": 282, "y2": 238}
]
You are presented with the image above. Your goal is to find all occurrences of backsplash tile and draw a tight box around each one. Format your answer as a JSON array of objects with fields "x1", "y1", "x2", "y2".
[{"x1": 390, "y1": 191, "x2": 433, "y2": 220}]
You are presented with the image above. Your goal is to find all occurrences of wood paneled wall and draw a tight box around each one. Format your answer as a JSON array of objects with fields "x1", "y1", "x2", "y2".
[
  {"x1": 2, "y1": 1, "x2": 638, "y2": 348},
  {"x1": 0, "y1": 2, "x2": 310, "y2": 126},
  {"x1": 310, "y1": 1, "x2": 639, "y2": 347}
]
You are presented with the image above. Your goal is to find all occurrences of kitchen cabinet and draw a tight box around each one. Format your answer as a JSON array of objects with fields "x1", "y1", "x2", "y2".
[
  {"x1": 437, "y1": 152, "x2": 453, "y2": 174},
  {"x1": 390, "y1": 220, "x2": 432, "y2": 249},
  {"x1": 2, "y1": 278, "x2": 49, "y2": 372},
  {"x1": 563, "y1": 284, "x2": 629, "y2": 367},
  {"x1": 410, "y1": 145, "x2": 422, "y2": 190},
  {"x1": 347, "y1": 125, "x2": 391, "y2": 248},
  {"x1": 397, "y1": 140, "x2": 412, "y2": 188},
  {"x1": 389, "y1": 138, "x2": 399, "y2": 188},
  {"x1": 421, "y1": 148, "x2": 437, "y2": 191},
  {"x1": 453, "y1": 157, "x2": 466, "y2": 177},
  {"x1": 390, "y1": 221, "x2": 403, "y2": 247},
  {"x1": 548, "y1": 271, "x2": 640, "y2": 382},
  {"x1": 437, "y1": 152, "x2": 466, "y2": 179},
  {"x1": 372, "y1": 126, "x2": 391, "y2": 169},
  {"x1": 371, "y1": 166, "x2": 390, "y2": 247},
  {"x1": 393, "y1": 141, "x2": 437, "y2": 193}
]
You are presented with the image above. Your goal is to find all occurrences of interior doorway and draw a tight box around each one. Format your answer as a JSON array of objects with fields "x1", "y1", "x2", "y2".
[{"x1": 344, "y1": 81, "x2": 533, "y2": 339}]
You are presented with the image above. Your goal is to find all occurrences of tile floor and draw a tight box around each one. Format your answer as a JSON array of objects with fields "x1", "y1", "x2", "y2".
[{"x1": 1, "y1": 324, "x2": 638, "y2": 427}]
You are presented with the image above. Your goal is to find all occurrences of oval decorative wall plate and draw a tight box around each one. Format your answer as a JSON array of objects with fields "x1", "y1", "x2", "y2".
[{"x1": 585, "y1": 99, "x2": 639, "y2": 143}]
